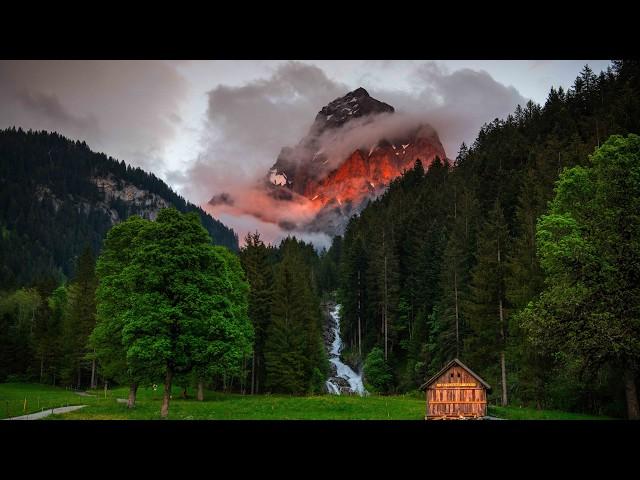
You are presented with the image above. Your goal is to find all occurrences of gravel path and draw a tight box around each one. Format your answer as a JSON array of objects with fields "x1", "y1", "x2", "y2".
[
  {"x1": 74, "y1": 391, "x2": 96, "y2": 397},
  {"x1": 3, "y1": 405, "x2": 88, "y2": 420}
]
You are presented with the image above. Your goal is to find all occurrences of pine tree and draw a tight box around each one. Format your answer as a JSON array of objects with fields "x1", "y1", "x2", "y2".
[
  {"x1": 465, "y1": 199, "x2": 510, "y2": 405},
  {"x1": 239, "y1": 231, "x2": 275, "y2": 394},
  {"x1": 338, "y1": 234, "x2": 367, "y2": 360},
  {"x1": 264, "y1": 241, "x2": 327, "y2": 394},
  {"x1": 61, "y1": 246, "x2": 97, "y2": 389}
]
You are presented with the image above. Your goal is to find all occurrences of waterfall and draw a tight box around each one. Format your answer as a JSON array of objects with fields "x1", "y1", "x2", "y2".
[{"x1": 325, "y1": 304, "x2": 367, "y2": 396}]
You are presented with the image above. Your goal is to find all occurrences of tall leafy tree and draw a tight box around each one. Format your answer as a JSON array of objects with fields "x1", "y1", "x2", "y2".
[
  {"x1": 93, "y1": 208, "x2": 253, "y2": 417},
  {"x1": 191, "y1": 246, "x2": 253, "y2": 401},
  {"x1": 91, "y1": 216, "x2": 148, "y2": 407},
  {"x1": 520, "y1": 134, "x2": 640, "y2": 419}
]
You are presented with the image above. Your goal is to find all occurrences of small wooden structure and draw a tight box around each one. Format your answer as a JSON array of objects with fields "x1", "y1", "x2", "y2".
[{"x1": 420, "y1": 358, "x2": 491, "y2": 420}]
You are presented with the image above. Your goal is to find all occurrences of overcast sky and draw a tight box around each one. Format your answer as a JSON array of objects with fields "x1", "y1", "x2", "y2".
[{"x1": 0, "y1": 60, "x2": 612, "y2": 242}]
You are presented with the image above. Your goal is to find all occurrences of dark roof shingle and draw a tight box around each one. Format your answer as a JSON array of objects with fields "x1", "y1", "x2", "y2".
[{"x1": 419, "y1": 358, "x2": 492, "y2": 391}]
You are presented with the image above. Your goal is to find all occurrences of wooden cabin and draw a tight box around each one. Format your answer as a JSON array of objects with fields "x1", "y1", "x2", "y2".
[{"x1": 420, "y1": 358, "x2": 491, "y2": 420}]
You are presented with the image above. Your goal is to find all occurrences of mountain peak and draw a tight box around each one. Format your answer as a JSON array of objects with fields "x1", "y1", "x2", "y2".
[
  {"x1": 312, "y1": 88, "x2": 394, "y2": 133},
  {"x1": 351, "y1": 86, "x2": 369, "y2": 97}
]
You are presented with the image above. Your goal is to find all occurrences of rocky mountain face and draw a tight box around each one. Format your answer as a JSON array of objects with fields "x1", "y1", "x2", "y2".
[
  {"x1": 92, "y1": 175, "x2": 171, "y2": 222},
  {"x1": 266, "y1": 88, "x2": 447, "y2": 235},
  {"x1": 0, "y1": 128, "x2": 238, "y2": 287}
]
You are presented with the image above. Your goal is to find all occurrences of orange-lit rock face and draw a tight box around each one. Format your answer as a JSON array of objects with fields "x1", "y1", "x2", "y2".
[
  {"x1": 260, "y1": 87, "x2": 447, "y2": 234},
  {"x1": 300, "y1": 135, "x2": 446, "y2": 208}
]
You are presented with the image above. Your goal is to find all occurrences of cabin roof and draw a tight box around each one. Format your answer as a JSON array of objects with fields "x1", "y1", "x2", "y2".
[{"x1": 419, "y1": 358, "x2": 492, "y2": 391}]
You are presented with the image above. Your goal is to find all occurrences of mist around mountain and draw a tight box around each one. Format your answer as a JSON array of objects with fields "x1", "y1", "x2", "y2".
[{"x1": 207, "y1": 87, "x2": 449, "y2": 240}]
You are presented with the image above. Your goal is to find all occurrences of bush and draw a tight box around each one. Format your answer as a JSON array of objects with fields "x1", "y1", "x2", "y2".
[{"x1": 363, "y1": 347, "x2": 393, "y2": 393}]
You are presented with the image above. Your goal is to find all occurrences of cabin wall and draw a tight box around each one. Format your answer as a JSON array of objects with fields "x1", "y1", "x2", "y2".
[{"x1": 426, "y1": 365, "x2": 487, "y2": 418}]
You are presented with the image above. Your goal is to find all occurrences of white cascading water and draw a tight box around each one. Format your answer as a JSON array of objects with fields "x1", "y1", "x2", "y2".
[{"x1": 325, "y1": 304, "x2": 367, "y2": 396}]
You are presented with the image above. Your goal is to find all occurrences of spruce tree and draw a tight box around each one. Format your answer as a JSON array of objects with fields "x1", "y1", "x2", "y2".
[
  {"x1": 239, "y1": 231, "x2": 274, "y2": 394},
  {"x1": 61, "y1": 246, "x2": 97, "y2": 389},
  {"x1": 264, "y1": 240, "x2": 327, "y2": 394},
  {"x1": 465, "y1": 199, "x2": 510, "y2": 406}
]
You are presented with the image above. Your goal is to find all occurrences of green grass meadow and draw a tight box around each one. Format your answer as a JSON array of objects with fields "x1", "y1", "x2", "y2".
[{"x1": 0, "y1": 383, "x2": 614, "y2": 420}]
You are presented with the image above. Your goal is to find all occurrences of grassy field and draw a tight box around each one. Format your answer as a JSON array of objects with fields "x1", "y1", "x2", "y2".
[
  {"x1": 0, "y1": 382, "x2": 106, "y2": 419},
  {"x1": 487, "y1": 405, "x2": 615, "y2": 420},
  {"x1": 0, "y1": 383, "x2": 615, "y2": 420}
]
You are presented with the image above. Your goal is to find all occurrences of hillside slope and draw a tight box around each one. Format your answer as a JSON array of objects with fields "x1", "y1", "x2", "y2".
[{"x1": 0, "y1": 128, "x2": 238, "y2": 288}]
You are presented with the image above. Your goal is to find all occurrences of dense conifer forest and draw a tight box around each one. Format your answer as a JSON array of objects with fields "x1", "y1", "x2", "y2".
[
  {"x1": 1, "y1": 60, "x2": 639, "y2": 419},
  {"x1": 324, "y1": 60, "x2": 640, "y2": 418},
  {"x1": 0, "y1": 128, "x2": 238, "y2": 289}
]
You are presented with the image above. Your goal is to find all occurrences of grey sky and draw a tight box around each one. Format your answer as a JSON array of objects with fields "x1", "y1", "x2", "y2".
[{"x1": 0, "y1": 59, "x2": 612, "y2": 243}]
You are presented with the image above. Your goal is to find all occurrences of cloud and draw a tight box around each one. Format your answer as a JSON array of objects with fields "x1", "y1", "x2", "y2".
[
  {"x1": 0, "y1": 60, "x2": 527, "y2": 250},
  {"x1": 0, "y1": 60, "x2": 188, "y2": 172},
  {"x1": 174, "y1": 61, "x2": 349, "y2": 204},
  {"x1": 171, "y1": 62, "x2": 352, "y2": 246},
  {"x1": 367, "y1": 62, "x2": 528, "y2": 158},
  {"x1": 177, "y1": 61, "x2": 528, "y2": 248},
  {"x1": 312, "y1": 112, "x2": 440, "y2": 173},
  {"x1": 16, "y1": 89, "x2": 100, "y2": 135}
]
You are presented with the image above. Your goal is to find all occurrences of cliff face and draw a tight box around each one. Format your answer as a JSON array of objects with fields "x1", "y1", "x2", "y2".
[
  {"x1": 0, "y1": 128, "x2": 239, "y2": 287},
  {"x1": 301, "y1": 127, "x2": 446, "y2": 209},
  {"x1": 266, "y1": 88, "x2": 447, "y2": 235},
  {"x1": 92, "y1": 175, "x2": 170, "y2": 222}
]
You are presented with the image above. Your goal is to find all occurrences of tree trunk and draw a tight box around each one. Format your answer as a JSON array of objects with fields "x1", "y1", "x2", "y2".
[
  {"x1": 454, "y1": 266, "x2": 459, "y2": 358},
  {"x1": 256, "y1": 358, "x2": 260, "y2": 394},
  {"x1": 498, "y1": 241, "x2": 508, "y2": 407},
  {"x1": 197, "y1": 381, "x2": 204, "y2": 401},
  {"x1": 40, "y1": 356, "x2": 44, "y2": 383},
  {"x1": 127, "y1": 383, "x2": 138, "y2": 409},
  {"x1": 251, "y1": 352, "x2": 255, "y2": 395},
  {"x1": 90, "y1": 358, "x2": 96, "y2": 389},
  {"x1": 500, "y1": 350, "x2": 508, "y2": 406},
  {"x1": 161, "y1": 368, "x2": 173, "y2": 418},
  {"x1": 624, "y1": 368, "x2": 639, "y2": 420},
  {"x1": 77, "y1": 366, "x2": 82, "y2": 390},
  {"x1": 181, "y1": 386, "x2": 188, "y2": 399}
]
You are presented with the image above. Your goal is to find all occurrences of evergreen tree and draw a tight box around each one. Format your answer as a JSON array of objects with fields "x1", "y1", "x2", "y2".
[
  {"x1": 60, "y1": 246, "x2": 97, "y2": 389},
  {"x1": 465, "y1": 199, "x2": 510, "y2": 405},
  {"x1": 239, "y1": 231, "x2": 274, "y2": 394},
  {"x1": 264, "y1": 241, "x2": 327, "y2": 394}
]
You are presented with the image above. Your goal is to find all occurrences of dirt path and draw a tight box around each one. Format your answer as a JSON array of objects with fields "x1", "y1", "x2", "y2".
[
  {"x1": 3, "y1": 405, "x2": 87, "y2": 420},
  {"x1": 74, "y1": 391, "x2": 96, "y2": 397}
]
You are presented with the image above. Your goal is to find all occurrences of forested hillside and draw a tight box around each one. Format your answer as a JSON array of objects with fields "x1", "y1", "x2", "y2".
[
  {"x1": 0, "y1": 128, "x2": 238, "y2": 289},
  {"x1": 329, "y1": 60, "x2": 640, "y2": 418}
]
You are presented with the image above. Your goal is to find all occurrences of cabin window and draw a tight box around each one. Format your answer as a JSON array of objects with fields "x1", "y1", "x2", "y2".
[
  {"x1": 450, "y1": 373, "x2": 454, "y2": 378},
  {"x1": 457, "y1": 373, "x2": 461, "y2": 378}
]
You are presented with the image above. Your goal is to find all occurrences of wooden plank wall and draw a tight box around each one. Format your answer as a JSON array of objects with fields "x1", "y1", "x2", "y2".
[{"x1": 426, "y1": 365, "x2": 486, "y2": 418}]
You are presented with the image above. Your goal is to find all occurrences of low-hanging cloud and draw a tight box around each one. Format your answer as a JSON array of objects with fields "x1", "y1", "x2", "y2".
[
  {"x1": 174, "y1": 61, "x2": 349, "y2": 205},
  {"x1": 311, "y1": 112, "x2": 440, "y2": 174},
  {"x1": 368, "y1": 63, "x2": 527, "y2": 157},
  {"x1": 0, "y1": 60, "x2": 528, "y2": 249},
  {"x1": 180, "y1": 61, "x2": 528, "y2": 247}
]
